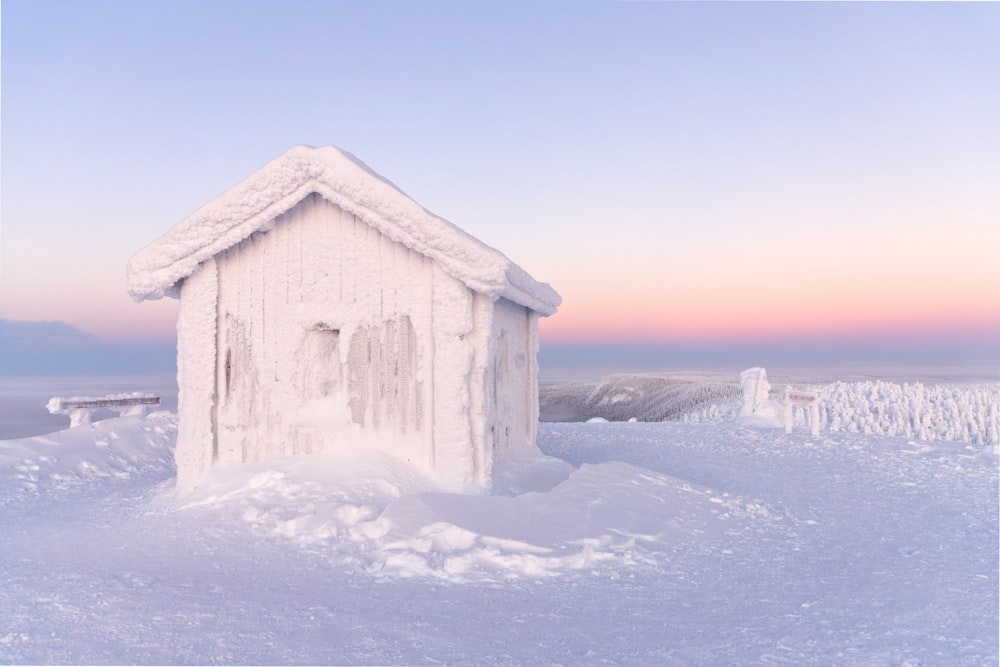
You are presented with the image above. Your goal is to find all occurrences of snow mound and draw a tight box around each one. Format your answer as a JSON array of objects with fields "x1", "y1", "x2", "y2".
[
  {"x1": 0, "y1": 413, "x2": 176, "y2": 505},
  {"x1": 3, "y1": 415, "x2": 791, "y2": 583},
  {"x1": 176, "y1": 448, "x2": 786, "y2": 582}
]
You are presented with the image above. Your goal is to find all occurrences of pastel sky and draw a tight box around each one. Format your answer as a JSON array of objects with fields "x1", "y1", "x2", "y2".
[{"x1": 2, "y1": 1, "x2": 998, "y2": 368}]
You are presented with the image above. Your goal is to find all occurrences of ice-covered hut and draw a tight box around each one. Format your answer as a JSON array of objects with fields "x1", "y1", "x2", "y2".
[{"x1": 127, "y1": 145, "x2": 560, "y2": 492}]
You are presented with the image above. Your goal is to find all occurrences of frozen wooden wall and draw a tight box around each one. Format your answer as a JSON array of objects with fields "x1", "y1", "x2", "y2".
[
  {"x1": 212, "y1": 194, "x2": 435, "y2": 468},
  {"x1": 485, "y1": 298, "x2": 536, "y2": 469},
  {"x1": 172, "y1": 192, "x2": 545, "y2": 492}
]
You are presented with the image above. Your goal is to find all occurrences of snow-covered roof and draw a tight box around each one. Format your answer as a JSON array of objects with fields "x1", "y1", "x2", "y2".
[{"x1": 126, "y1": 145, "x2": 560, "y2": 315}]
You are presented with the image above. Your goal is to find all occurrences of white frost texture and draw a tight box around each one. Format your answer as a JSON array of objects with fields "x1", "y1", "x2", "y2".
[
  {"x1": 816, "y1": 380, "x2": 1000, "y2": 445},
  {"x1": 126, "y1": 145, "x2": 559, "y2": 314}
]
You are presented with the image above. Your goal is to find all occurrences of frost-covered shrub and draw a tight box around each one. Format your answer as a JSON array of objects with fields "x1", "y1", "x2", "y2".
[{"x1": 814, "y1": 381, "x2": 1000, "y2": 445}]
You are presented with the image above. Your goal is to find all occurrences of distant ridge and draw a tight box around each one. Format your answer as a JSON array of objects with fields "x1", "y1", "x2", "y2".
[{"x1": 0, "y1": 319, "x2": 176, "y2": 376}]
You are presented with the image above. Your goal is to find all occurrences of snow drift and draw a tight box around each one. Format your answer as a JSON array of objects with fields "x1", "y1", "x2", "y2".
[
  {"x1": 178, "y1": 451, "x2": 750, "y2": 582},
  {"x1": 0, "y1": 412, "x2": 176, "y2": 507}
]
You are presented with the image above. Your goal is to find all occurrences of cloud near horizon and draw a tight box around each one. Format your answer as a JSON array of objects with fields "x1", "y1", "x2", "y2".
[{"x1": 0, "y1": 319, "x2": 177, "y2": 376}]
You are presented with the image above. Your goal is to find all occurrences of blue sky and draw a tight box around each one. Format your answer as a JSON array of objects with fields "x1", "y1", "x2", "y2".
[{"x1": 2, "y1": 1, "x2": 998, "y2": 373}]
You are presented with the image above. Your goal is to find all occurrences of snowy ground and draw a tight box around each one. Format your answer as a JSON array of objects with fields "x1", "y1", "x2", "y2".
[{"x1": 1, "y1": 383, "x2": 997, "y2": 665}]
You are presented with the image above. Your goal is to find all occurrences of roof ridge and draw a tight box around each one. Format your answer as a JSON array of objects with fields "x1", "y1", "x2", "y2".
[{"x1": 126, "y1": 145, "x2": 560, "y2": 315}]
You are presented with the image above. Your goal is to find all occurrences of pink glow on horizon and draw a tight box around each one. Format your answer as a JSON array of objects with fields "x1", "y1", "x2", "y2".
[
  {"x1": 10, "y1": 286, "x2": 997, "y2": 349},
  {"x1": 4, "y1": 236, "x2": 996, "y2": 350},
  {"x1": 539, "y1": 285, "x2": 1000, "y2": 345}
]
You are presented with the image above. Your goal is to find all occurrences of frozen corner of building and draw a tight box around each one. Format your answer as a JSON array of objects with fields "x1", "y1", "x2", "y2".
[{"x1": 126, "y1": 145, "x2": 560, "y2": 494}]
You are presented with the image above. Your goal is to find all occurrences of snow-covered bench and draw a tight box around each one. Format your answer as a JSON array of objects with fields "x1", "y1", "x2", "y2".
[
  {"x1": 783, "y1": 388, "x2": 820, "y2": 436},
  {"x1": 46, "y1": 393, "x2": 161, "y2": 428}
]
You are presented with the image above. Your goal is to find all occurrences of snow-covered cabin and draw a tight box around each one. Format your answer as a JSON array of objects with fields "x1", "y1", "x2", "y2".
[{"x1": 127, "y1": 146, "x2": 560, "y2": 492}]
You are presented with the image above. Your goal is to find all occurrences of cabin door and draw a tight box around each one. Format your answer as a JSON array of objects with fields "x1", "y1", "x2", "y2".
[{"x1": 290, "y1": 325, "x2": 345, "y2": 454}]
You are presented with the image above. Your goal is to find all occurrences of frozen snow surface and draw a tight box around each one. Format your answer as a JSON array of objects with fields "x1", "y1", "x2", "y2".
[{"x1": 1, "y1": 378, "x2": 997, "y2": 665}]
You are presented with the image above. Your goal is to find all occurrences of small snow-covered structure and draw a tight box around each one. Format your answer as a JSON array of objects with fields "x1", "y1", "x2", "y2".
[
  {"x1": 46, "y1": 394, "x2": 160, "y2": 427},
  {"x1": 738, "y1": 366, "x2": 785, "y2": 424},
  {"x1": 127, "y1": 146, "x2": 560, "y2": 492},
  {"x1": 739, "y1": 367, "x2": 773, "y2": 417},
  {"x1": 783, "y1": 387, "x2": 820, "y2": 436}
]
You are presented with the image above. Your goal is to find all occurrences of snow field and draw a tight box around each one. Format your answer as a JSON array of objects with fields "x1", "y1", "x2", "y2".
[
  {"x1": 0, "y1": 381, "x2": 996, "y2": 664},
  {"x1": 540, "y1": 421, "x2": 998, "y2": 665}
]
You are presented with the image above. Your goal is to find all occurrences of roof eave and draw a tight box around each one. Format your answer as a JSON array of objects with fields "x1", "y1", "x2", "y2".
[{"x1": 126, "y1": 146, "x2": 561, "y2": 316}]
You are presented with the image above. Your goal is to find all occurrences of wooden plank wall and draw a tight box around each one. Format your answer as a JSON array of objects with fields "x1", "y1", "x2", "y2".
[{"x1": 212, "y1": 194, "x2": 435, "y2": 466}]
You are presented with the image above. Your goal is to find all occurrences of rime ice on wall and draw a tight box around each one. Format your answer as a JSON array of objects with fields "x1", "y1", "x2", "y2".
[
  {"x1": 126, "y1": 147, "x2": 560, "y2": 492},
  {"x1": 210, "y1": 196, "x2": 436, "y2": 473},
  {"x1": 429, "y1": 264, "x2": 477, "y2": 485},
  {"x1": 175, "y1": 259, "x2": 218, "y2": 491},
  {"x1": 486, "y1": 298, "x2": 537, "y2": 466}
]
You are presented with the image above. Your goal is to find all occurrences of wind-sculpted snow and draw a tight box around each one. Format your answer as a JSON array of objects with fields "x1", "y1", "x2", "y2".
[
  {"x1": 177, "y1": 448, "x2": 782, "y2": 582},
  {"x1": 0, "y1": 412, "x2": 176, "y2": 507},
  {"x1": 542, "y1": 373, "x2": 1000, "y2": 445}
]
